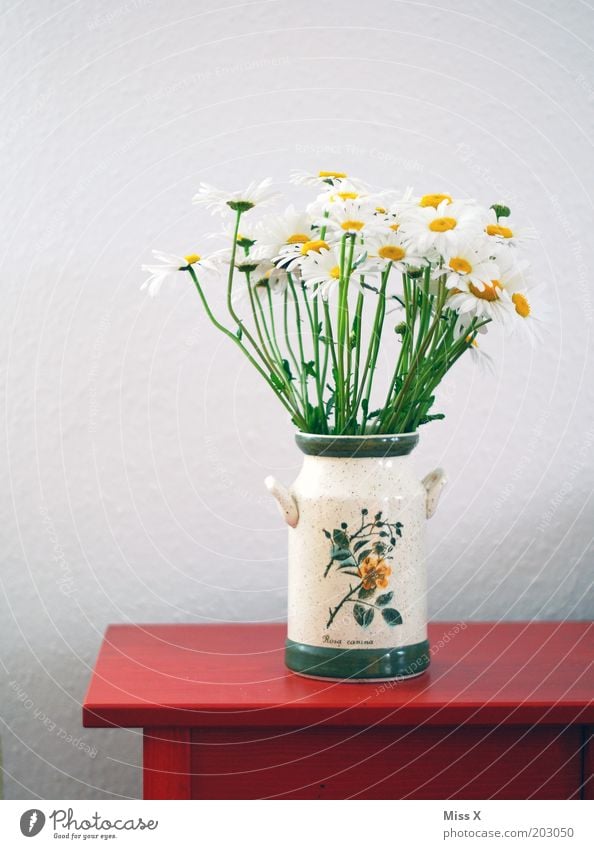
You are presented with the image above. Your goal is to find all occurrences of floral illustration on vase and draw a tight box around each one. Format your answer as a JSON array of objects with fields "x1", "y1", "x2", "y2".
[{"x1": 323, "y1": 509, "x2": 404, "y2": 629}]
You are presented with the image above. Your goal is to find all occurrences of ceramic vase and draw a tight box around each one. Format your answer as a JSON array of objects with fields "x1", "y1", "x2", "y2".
[{"x1": 265, "y1": 433, "x2": 446, "y2": 681}]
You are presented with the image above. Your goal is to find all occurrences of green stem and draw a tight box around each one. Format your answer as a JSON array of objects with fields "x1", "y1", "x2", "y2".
[
  {"x1": 300, "y1": 280, "x2": 325, "y2": 426},
  {"x1": 288, "y1": 273, "x2": 309, "y2": 418},
  {"x1": 283, "y1": 286, "x2": 301, "y2": 376},
  {"x1": 188, "y1": 266, "x2": 305, "y2": 426},
  {"x1": 322, "y1": 299, "x2": 340, "y2": 431},
  {"x1": 347, "y1": 263, "x2": 390, "y2": 433},
  {"x1": 382, "y1": 282, "x2": 448, "y2": 433},
  {"x1": 326, "y1": 581, "x2": 363, "y2": 629}
]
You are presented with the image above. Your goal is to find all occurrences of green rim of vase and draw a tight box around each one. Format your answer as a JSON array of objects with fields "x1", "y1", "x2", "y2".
[
  {"x1": 295, "y1": 432, "x2": 419, "y2": 458},
  {"x1": 285, "y1": 638, "x2": 430, "y2": 680}
]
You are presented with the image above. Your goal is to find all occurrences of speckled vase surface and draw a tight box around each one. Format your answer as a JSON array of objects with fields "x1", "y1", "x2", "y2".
[{"x1": 265, "y1": 433, "x2": 446, "y2": 681}]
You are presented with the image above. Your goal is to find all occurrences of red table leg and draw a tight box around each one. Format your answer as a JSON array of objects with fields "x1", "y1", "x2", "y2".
[{"x1": 143, "y1": 727, "x2": 191, "y2": 799}]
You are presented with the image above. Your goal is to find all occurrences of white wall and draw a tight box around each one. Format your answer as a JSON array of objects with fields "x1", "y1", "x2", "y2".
[{"x1": 1, "y1": 0, "x2": 593, "y2": 800}]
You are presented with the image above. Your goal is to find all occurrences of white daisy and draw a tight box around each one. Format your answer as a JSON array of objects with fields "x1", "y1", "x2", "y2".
[
  {"x1": 281, "y1": 238, "x2": 332, "y2": 272},
  {"x1": 290, "y1": 169, "x2": 367, "y2": 189},
  {"x1": 417, "y1": 193, "x2": 454, "y2": 209},
  {"x1": 505, "y1": 286, "x2": 547, "y2": 345},
  {"x1": 447, "y1": 275, "x2": 513, "y2": 327},
  {"x1": 254, "y1": 205, "x2": 316, "y2": 257},
  {"x1": 439, "y1": 241, "x2": 500, "y2": 290},
  {"x1": 447, "y1": 254, "x2": 534, "y2": 329},
  {"x1": 299, "y1": 246, "x2": 348, "y2": 298},
  {"x1": 250, "y1": 259, "x2": 291, "y2": 295},
  {"x1": 306, "y1": 180, "x2": 370, "y2": 218},
  {"x1": 319, "y1": 198, "x2": 384, "y2": 239},
  {"x1": 141, "y1": 250, "x2": 216, "y2": 297},
  {"x1": 465, "y1": 333, "x2": 495, "y2": 374},
  {"x1": 208, "y1": 245, "x2": 272, "y2": 277},
  {"x1": 399, "y1": 199, "x2": 485, "y2": 256},
  {"x1": 494, "y1": 259, "x2": 547, "y2": 344},
  {"x1": 365, "y1": 230, "x2": 424, "y2": 274},
  {"x1": 192, "y1": 178, "x2": 280, "y2": 215},
  {"x1": 206, "y1": 220, "x2": 258, "y2": 250},
  {"x1": 484, "y1": 208, "x2": 537, "y2": 249}
]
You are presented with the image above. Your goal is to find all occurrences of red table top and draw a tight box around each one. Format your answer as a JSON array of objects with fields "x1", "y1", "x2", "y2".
[{"x1": 82, "y1": 622, "x2": 594, "y2": 728}]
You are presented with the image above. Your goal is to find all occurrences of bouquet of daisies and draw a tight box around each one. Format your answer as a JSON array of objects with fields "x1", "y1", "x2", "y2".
[{"x1": 142, "y1": 170, "x2": 541, "y2": 435}]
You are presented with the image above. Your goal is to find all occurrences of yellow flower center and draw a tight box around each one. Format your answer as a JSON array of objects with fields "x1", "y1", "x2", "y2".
[
  {"x1": 420, "y1": 193, "x2": 452, "y2": 208},
  {"x1": 375, "y1": 206, "x2": 386, "y2": 214},
  {"x1": 184, "y1": 254, "x2": 201, "y2": 265},
  {"x1": 336, "y1": 191, "x2": 358, "y2": 200},
  {"x1": 469, "y1": 279, "x2": 501, "y2": 301},
  {"x1": 449, "y1": 257, "x2": 472, "y2": 274},
  {"x1": 465, "y1": 335, "x2": 479, "y2": 348},
  {"x1": 286, "y1": 233, "x2": 309, "y2": 244},
  {"x1": 486, "y1": 223, "x2": 514, "y2": 239},
  {"x1": 330, "y1": 265, "x2": 341, "y2": 279},
  {"x1": 300, "y1": 239, "x2": 329, "y2": 255},
  {"x1": 318, "y1": 170, "x2": 347, "y2": 178},
  {"x1": 429, "y1": 216, "x2": 457, "y2": 232},
  {"x1": 378, "y1": 245, "x2": 406, "y2": 261},
  {"x1": 512, "y1": 292, "x2": 531, "y2": 317},
  {"x1": 340, "y1": 219, "x2": 365, "y2": 231},
  {"x1": 389, "y1": 223, "x2": 400, "y2": 231}
]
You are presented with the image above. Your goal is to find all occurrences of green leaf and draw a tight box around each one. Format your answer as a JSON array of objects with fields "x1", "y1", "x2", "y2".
[
  {"x1": 374, "y1": 511, "x2": 383, "y2": 521},
  {"x1": 376, "y1": 591, "x2": 394, "y2": 607},
  {"x1": 358, "y1": 586, "x2": 375, "y2": 600},
  {"x1": 323, "y1": 529, "x2": 331, "y2": 539},
  {"x1": 381, "y1": 607, "x2": 402, "y2": 626},
  {"x1": 235, "y1": 326, "x2": 243, "y2": 341},
  {"x1": 332, "y1": 529, "x2": 349, "y2": 548},
  {"x1": 353, "y1": 604, "x2": 374, "y2": 628},
  {"x1": 357, "y1": 548, "x2": 372, "y2": 564},
  {"x1": 281, "y1": 359, "x2": 294, "y2": 381},
  {"x1": 325, "y1": 393, "x2": 335, "y2": 417},
  {"x1": 331, "y1": 549, "x2": 352, "y2": 562},
  {"x1": 490, "y1": 203, "x2": 511, "y2": 219},
  {"x1": 419, "y1": 411, "x2": 445, "y2": 425},
  {"x1": 353, "y1": 539, "x2": 369, "y2": 553},
  {"x1": 304, "y1": 360, "x2": 316, "y2": 377},
  {"x1": 372, "y1": 541, "x2": 385, "y2": 555},
  {"x1": 270, "y1": 372, "x2": 284, "y2": 391}
]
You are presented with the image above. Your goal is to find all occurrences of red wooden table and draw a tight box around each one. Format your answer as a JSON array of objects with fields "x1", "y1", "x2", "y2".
[{"x1": 83, "y1": 621, "x2": 594, "y2": 800}]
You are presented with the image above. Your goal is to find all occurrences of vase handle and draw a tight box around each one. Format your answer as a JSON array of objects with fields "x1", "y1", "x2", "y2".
[
  {"x1": 422, "y1": 468, "x2": 447, "y2": 519},
  {"x1": 264, "y1": 476, "x2": 299, "y2": 528}
]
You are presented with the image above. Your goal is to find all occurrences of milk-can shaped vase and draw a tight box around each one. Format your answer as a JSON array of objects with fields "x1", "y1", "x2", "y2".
[{"x1": 266, "y1": 433, "x2": 446, "y2": 681}]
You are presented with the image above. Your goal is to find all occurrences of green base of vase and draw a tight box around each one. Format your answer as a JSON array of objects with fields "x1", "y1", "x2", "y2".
[{"x1": 285, "y1": 638, "x2": 430, "y2": 681}]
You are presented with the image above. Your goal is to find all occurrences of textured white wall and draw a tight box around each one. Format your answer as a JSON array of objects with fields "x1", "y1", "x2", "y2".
[{"x1": 1, "y1": 0, "x2": 593, "y2": 801}]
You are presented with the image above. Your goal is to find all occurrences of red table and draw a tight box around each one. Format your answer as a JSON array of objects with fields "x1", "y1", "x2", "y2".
[{"x1": 83, "y1": 621, "x2": 594, "y2": 800}]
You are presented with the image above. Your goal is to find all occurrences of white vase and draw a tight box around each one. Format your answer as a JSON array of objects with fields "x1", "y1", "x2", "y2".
[{"x1": 266, "y1": 433, "x2": 445, "y2": 681}]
